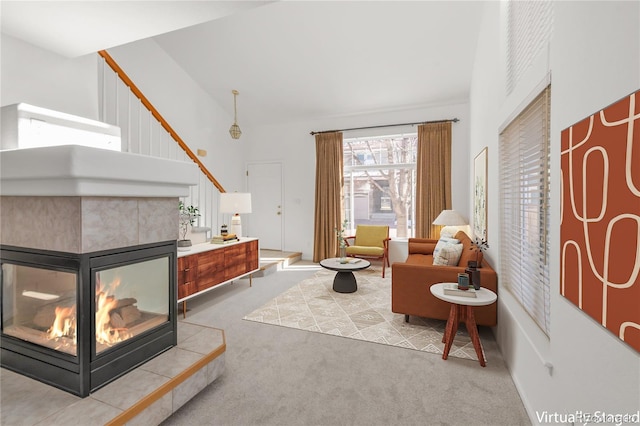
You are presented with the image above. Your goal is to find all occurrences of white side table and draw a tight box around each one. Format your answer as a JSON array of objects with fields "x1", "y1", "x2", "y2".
[
  {"x1": 388, "y1": 238, "x2": 408, "y2": 264},
  {"x1": 430, "y1": 283, "x2": 497, "y2": 367}
]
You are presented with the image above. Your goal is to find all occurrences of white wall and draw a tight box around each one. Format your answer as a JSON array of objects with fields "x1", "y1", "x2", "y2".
[
  {"x1": 247, "y1": 102, "x2": 470, "y2": 260},
  {"x1": 470, "y1": 1, "x2": 640, "y2": 422},
  {"x1": 1, "y1": 34, "x2": 99, "y2": 120},
  {"x1": 106, "y1": 39, "x2": 245, "y2": 195}
]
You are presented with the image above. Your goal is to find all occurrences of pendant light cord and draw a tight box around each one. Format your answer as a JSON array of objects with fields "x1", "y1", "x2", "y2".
[{"x1": 232, "y1": 89, "x2": 239, "y2": 124}]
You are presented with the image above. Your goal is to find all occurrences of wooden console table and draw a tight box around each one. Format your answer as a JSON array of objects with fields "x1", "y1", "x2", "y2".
[{"x1": 177, "y1": 238, "x2": 259, "y2": 318}]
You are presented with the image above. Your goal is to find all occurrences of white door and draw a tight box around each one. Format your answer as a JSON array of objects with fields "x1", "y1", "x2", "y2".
[{"x1": 247, "y1": 162, "x2": 283, "y2": 250}]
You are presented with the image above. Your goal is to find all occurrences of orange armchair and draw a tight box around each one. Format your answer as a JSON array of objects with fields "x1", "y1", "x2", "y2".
[{"x1": 344, "y1": 225, "x2": 391, "y2": 278}]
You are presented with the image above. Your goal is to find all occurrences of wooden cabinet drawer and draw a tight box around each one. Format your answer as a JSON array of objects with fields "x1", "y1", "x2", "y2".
[
  {"x1": 224, "y1": 262, "x2": 247, "y2": 281},
  {"x1": 177, "y1": 239, "x2": 258, "y2": 308},
  {"x1": 197, "y1": 256, "x2": 224, "y2": 276},
  {"x1": 246, "y1": 240, "x2": 259, "y2": 271},
  {"x1": 197, "y1": 251, "x2": 224, "y2": 290},
  {"x1": 197, "y1": 271, "x2": 224, "y2": 291},
  {"x1": 224, "y1": 244, "x2": 245, "y2": 260},
  {"x1": 246, "y1": 257, "x2": 259, "y2": 271},
  {"x1": 246, "y1": 240, "x2": 258, "y2": 253},
  {"x1": 177, "y1": 281, "x2": 196, "y2": 299},
  {"x1": 177, "y1": 256, "x2": 197, "y2": 286}
]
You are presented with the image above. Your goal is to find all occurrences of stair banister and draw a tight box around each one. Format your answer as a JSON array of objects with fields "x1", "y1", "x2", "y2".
[{"x1": 98, "y1": 49, "x2": 225, "y2": 194}]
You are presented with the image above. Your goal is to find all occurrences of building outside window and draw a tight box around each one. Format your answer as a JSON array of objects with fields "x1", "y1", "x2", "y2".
[{"x1": 342, "y1": 134, "x2": 417, "y2": 238}]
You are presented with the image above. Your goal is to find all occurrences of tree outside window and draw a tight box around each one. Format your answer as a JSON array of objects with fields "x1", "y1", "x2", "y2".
[{"x1": 343, "y1": 134, "x2": 416, "y2": 238}]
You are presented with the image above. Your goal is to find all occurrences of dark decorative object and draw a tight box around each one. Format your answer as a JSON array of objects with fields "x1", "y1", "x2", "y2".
[
  {"x1": 467, "y1": 237, "x2": 489, "y2": 290},
  {"x1": 457, "y1": 273, "x2": 470, "y2": 290},
  {"x1": 466, "y1": 265, "x2": 482, "y2": 291}
]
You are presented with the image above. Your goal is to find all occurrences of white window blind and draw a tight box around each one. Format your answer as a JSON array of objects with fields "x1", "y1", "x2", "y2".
[
  {"x1": 506, "y1": 0, "x2": 553, "y2": 94},
  {"x1": 499, "y1": 86, "x2": 551, "y2": 335}
]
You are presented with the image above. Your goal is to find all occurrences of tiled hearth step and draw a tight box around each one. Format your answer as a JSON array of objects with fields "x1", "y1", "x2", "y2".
[{"x1": 1, "y1": 322, "x2": 225, "y2": 426}]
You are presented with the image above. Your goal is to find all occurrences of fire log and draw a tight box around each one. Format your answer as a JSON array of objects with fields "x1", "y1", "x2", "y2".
[{"x1": 119, "y1": 305, "x2": 142, "y2": 325}]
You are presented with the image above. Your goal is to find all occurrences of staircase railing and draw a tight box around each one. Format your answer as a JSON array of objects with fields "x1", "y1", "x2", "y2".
[{"x1": 97, "y1": 49, "x2": 224, "y2": 235}]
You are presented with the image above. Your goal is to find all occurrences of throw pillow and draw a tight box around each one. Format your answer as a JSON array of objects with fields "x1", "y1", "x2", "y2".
[
  {"x1": 432, "y1": 237, "x2": 460, "y2": 259},
  {"x1": 440, "y1": 227, "x2": 458, "y2": 238},
  {"x1": 433, "y1": 242, "x2": 464, "y2": 266}
]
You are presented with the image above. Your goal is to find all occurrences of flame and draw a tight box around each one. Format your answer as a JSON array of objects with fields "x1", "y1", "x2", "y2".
[
  {"x1": 47, "y1": 305, "x2": 76, "y2": 343},
  {"x1": 95, "y1": 277, "x2": 131, "y2": 346},
  {"x1": 44, "y1": 275, "x2": 134, "y2": 351}
]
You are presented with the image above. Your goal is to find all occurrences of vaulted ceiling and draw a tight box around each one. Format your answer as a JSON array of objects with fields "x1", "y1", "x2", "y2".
[{"x1": 1, "y1": 1, "x2": 484, "y2": 127}]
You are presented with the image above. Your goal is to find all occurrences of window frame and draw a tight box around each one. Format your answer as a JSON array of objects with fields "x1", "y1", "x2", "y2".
[
  {"x1": 499, "y1": 85, "x2": 552, "y2": 336},
  {"x1": 342, "y1": 134, "x2": 417, "y2": 238}
]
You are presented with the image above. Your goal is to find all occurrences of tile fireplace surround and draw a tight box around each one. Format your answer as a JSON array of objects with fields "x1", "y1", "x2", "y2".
[
  {"x1": 0, "y1": 145, "x2": 220, "y2": 409},
  {"x1": 1, "y1": 321, "x2": 226, "y2": 425},
  {"x1": 0, "y1": 144, "x2": 200, "y2": 255},
  {"x1": 0, "y1": 195, "x2": 179, "y2": 253}
]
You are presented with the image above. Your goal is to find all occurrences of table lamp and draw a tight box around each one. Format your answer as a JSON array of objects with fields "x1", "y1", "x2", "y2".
[
  {"x1": 219, "y1": 192, "x2": 252, "y2": 238},
  {"x1": 432, "y1": 209, "x2": 468, "y2": 238}
]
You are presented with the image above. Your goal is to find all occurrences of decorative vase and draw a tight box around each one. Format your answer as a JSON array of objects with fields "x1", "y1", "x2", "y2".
[
  {"x1": 465, "y1": 264, "x2": 481, "y2": 290},
  {"x1": 339, "y1": 245, "x2": 347, "y2": 263},
  {"x1": 457, "y1": 273, "x2": 470, "y2": 290}
]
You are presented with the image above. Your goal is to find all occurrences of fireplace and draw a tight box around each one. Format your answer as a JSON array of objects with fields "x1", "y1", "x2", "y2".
[
  {"x1": 0, "y1": 241, "x2": 177, "y2": 397},
  {"x1": 0, "y1": 106, "x2": 200, "y2": 397}
]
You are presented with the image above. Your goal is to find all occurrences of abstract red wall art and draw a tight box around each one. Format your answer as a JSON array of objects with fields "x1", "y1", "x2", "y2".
[{"x1": 560, "y1": 89, "x2": 640, "y2": 353}]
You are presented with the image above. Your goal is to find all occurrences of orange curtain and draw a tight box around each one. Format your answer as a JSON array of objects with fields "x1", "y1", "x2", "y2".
[
  {"x1": 313, "y1": 132, "x2": 344, "y2": 262},
  {"x1": 415, "y1": 122, "x2": 452, "y2": 238}
]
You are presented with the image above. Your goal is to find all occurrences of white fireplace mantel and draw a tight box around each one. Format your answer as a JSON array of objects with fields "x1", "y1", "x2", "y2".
[{"x1": 0, "y1": 144, "x2": 199, "y2": 197}]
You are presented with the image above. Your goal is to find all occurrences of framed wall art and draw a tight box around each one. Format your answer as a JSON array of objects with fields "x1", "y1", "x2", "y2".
[
  {"x1": 560, "y1": 89, "x2": 640, "y2": 353},
  {"x1": 473, "y1": 147, "x2": 488, "y2": 240}
]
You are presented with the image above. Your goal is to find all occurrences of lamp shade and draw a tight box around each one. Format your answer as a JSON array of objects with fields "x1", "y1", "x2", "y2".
[
  {"x1": 219, "y1": 192, "x2": 252, "y2": 214},
  {"x1": 432, "y1": 210, "x2": 467, "y2": 226}
]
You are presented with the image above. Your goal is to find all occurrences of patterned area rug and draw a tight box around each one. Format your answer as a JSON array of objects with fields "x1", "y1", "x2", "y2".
[{"x1": 244, "y1": 268, "x2": 480, "y2": 361}]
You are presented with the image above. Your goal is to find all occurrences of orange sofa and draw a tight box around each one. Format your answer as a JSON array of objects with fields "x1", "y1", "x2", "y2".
[{"x1": 391, "y1": 231, "x2": 497, "y2": 326}]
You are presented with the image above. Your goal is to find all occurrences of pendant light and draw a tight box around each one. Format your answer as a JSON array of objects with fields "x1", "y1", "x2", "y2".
[{"x1": 229, "y1": 89, "x2": 242, "y2": 139}]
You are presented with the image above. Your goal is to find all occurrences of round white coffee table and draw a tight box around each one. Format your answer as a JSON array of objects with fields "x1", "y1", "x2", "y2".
[
  {"x1": 430, "y1": 282, "x2": 497, "y2": 367},
  {"x1": 319, "y1": 257, "x2": 371, "y2": 293}
]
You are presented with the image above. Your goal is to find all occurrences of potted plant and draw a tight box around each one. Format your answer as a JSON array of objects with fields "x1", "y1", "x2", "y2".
[
  {"x1": 467, "y1": 236, "x2": 489, "y2": 269},
  {"x1": 466, "y1": 237, "x2": 489, "y2": 290},
  {"x1": 178, "y1": 201, "x2": 200, "y2": 250}
]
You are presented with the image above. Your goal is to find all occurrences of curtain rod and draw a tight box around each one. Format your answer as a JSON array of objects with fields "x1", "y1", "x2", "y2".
[{"x1": 309, "y1": 118, "x2": 459, "y2": 136}]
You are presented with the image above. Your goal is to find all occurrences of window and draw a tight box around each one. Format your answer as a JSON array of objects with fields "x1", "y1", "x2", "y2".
[
  {"x1": 499, "y1": 86, "x2": 551, "y2": 335},
  {"x1": 506, "y1": 0, "x2": 553, "y2": 94},
  {"x1": 343, "y1": 134, "x2": 417, "y2": 238}
]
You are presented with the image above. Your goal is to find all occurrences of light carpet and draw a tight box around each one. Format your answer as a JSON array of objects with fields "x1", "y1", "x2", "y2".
[{"x1": 243, "y1": 267, "x2": 482, "y2": 361}]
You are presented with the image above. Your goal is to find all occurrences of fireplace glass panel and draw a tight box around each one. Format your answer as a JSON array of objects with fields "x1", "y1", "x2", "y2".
[
  {"x1": 94, "y1": 256, "x2": 169, "y2": 355},
  {"x1": 2, "y1": 263, "x2": 78, "y2": 356}
]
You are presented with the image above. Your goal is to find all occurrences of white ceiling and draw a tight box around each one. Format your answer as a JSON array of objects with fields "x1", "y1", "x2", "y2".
[
  {"x1": 1, "y1": 1, "x2": 485, "y2": 127},
  {"x1": 0, "y1": 1, "x2": 270, "y2": 57}
]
